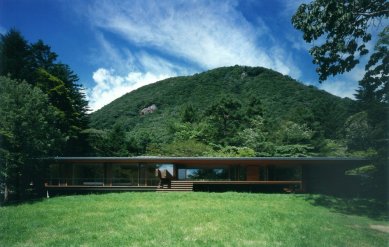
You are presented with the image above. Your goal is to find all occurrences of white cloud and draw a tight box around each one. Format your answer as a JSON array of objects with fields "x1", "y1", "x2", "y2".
[
  {"x1": 90, "y1": 33, "x2": 137, "y2": 74},
  {"x1": 318, "y1": 80, "x2": 358, "y2": 99},
  {"x1": 136, "y1": 52, "x2": 196, "y2": 77},
  {"x1": 315, "y1": 62, "x2": 367, "y2": 99},
  {"x1": 88, "y1": 68, "x2": 172, "y2": 111},
  {"x1": 278, "y1": 0, "x2": 311, "y2": 17}
]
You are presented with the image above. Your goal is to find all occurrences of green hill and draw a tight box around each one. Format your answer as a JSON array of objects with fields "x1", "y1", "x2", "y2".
[{"x1": 89, "y1": 66, "x2": 356, "y2": 157}]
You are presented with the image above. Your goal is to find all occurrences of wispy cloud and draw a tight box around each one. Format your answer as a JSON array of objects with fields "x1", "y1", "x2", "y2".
[
  {"x1": 88, "y1": 0, "x2": 289, "y2": 70},
  {"x1": 318, "y1": 79, "x2": 358, "y2": 99},
  {"x1": 315, "y1": 61, "x2": 367, "y2": 99},
  {"x1": 278, "y1": 0, "x2": 311, "y2": 17}
]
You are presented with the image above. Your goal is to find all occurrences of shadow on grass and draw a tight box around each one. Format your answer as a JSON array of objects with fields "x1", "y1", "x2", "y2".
[
  {"x1": 305, "y1": 194, "x2": 389, "y2": 221},
  {"x1": 0, "y1": 195, "x2": 45, "y2": 207}
]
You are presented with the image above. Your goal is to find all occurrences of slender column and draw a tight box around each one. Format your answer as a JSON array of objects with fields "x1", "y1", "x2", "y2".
[
  {"x1": 144, "y1": 164, "x2": 147, "y2": 186},
  {"x1": 104, "y1": 163, "x2": 113, "y2": 186},
  {"x1": 72, "y1": 164, "x2": 75, "y2": 185},
  {"x1": 173, "y1": 164, "x2": 178, "y2": 179},
  {"x1": 301, "y1": 165, "x2": 307, "y2": 193},
  {"x1": 137, "y1": 163, "x2": 140, "y2": 186},
  {"x1": 62, "y1": 163, "x2": 72, "y2": 186}
]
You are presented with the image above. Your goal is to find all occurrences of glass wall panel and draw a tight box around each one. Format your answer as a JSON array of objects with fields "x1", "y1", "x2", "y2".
[
  {"x1": 112, "y1": 164, "x2": 138, "y2": 186},
  {"x1": 239, "y1": 166, "x2": 247, "y2": 181},
  {"x1": 186, "y1": 168, "x2": 229, "y2": 180},
  {"x1": 268, "y1": 165, "x2": 302, "y2": 181},
  {"x1": 144, "y1": 164, "x2": 159, "y2": 186},
  {"x1": 73, "y1": 163, "x2": 104, "y2": 185},
  {"x1": 229, "y1": 165, "x2": 243, "y2": 181},
  {"x1": 259, "y1": 166, "x2": 267, "y2": 181}
]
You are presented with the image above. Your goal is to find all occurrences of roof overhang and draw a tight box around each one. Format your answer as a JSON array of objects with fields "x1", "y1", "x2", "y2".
[{"x1": 51, "y1": 156, "x2": 370, "y2": 167}]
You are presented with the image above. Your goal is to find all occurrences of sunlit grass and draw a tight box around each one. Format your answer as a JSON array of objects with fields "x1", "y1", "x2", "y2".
[{"x1": 0, "y1": 192, "x2": 388, "y2": 246}]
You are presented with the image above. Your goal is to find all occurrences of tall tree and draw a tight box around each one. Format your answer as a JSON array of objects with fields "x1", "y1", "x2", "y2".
[
  {"x1": 47, "y1": 63, "x2": 90, "y2": 155},
  {"x1": 29, "y1": 40, "x2": 58, "y2": 71},
  {"x1": 181, "y1": 104, "x2": 197, "y2": 123},
  {"x1": 344, "y1": 111, "x2": 373, "y2": 151},
  {"x1": 205, "y1": 95, "x2": 243, "y2": 143},
  {"x1": 357, "y1": 26, "x2": 388, "y2": 105},
  {"x1": 105, "y1": 123, "x2": 131, "y2": 157},
  {"x1": 0, "y1": 30, "x2": 89, "y2": 155},
  {"x1": 0, "y1": 29, "x2": 31, "y2": 81},
  {"x1": 355, "y1": 27, "x2": 388, "y2": 153},
  {"x1": 0, "y1": 76, "x2": 63, "y2": 202}
]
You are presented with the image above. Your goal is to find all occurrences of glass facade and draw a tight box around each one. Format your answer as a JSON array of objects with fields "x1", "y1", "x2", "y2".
[
  {"x1": 48, "y1": 162, "x2": 159, "y2": 186},
  {"x1": 47, "y1": 161, "x2": 302, "y2": 187}
]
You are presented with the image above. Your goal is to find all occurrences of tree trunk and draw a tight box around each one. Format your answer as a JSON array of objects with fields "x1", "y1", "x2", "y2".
[{"x1": 4, "y1": 183, "x2": 9, "y2": 203}]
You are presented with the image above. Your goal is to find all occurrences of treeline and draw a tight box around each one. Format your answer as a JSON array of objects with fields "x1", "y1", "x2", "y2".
[{"x1": 0, "y1": 29, "x2": 89, "y2": 202}]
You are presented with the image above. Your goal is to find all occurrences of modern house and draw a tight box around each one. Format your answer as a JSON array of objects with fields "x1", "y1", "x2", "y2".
[{"x1": 45, "y1": 156, "x2": 368, "y2": 195}]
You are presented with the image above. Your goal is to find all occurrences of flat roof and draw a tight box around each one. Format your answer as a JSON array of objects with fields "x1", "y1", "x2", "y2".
[{"x1": 51, "y1": 156, "x2": 369, "y2": 166}]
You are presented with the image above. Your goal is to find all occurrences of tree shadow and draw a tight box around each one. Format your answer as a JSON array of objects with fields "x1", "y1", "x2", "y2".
[
  {"x1": 305, "y1": 194, "x2": 389, "y2": 221},
  {"x1": 1, "y1": 198, "x2": 46, "y2": 207}
]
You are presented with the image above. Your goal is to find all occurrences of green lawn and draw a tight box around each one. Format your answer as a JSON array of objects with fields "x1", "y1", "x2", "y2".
[{"x1": 0, "y1": 193, "x2": 388, "y2": 247}]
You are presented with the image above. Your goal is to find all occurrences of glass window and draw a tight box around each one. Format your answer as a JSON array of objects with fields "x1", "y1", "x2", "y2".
[
  {"x1": 73, "y1": 163, "x2": 104, "y2": 185},
  {"x1": 268, "y1": 165, "x2": 301, "y2": 181},
  {"x1": 112, "y1": 164, "x2": 138, "y2": 185},
  {"x1": 187, "y1": 168, "x2": 228, "y2": 180}
]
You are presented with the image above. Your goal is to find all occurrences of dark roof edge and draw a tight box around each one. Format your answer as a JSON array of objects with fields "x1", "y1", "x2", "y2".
[{"x1": 51, "y1": 156, "x2": 370, "y2": 161}]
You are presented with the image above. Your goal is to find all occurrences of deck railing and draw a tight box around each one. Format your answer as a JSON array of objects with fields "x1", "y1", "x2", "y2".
[{"x1": 46, "y1": 177, "x2": 159, "y2": 186}]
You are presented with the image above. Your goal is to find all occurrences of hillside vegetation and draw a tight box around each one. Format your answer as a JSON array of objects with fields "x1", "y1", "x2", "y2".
[{"x1": 89, "y1": 66, "x2": 365, "y2": 157}]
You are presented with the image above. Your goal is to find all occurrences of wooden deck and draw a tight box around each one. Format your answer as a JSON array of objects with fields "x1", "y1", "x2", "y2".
[
  {"x1": 46, "y1": 180, "x2": 302, "y2": 193},
  {"x1": 45, "y1": 185, "x2": 158, "y2": 192},
  {"x1": 191, "y1": 180, "x2": 302, "y2": 185}
]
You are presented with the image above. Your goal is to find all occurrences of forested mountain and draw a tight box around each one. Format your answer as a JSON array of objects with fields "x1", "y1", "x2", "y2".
[{"x1": 89, "y1": 66, "x2": 361, "y2": 157}]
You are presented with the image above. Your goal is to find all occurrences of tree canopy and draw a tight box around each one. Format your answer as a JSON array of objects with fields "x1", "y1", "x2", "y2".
[
  {"x1": 0, "y1": 29, "x2": 89, "y2": 155},
  {"x1": 292, "y1": 0, "x2": 389, "y2": 82},
  {"x1": 0, "y1": 76, "x2": 63, "y2": 201}
]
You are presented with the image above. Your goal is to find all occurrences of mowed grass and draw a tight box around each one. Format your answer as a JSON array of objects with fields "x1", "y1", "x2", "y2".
[{"x1": 0, "y1": 193, "x2": 388, "y2": 247}]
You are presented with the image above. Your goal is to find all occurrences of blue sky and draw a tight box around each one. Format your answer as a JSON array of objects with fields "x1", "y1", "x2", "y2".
[{"x1": 1, "y1": 0, "x2": 369, "y2": 111}]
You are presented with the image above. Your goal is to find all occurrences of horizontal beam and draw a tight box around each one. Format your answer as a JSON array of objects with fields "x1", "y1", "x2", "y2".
[
  {"x1": 50, "y1": 156, "x2": 369, "y2": 167},
  {"x1": 192, "y1": 180, "x2": 302, "y2": 185}
]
